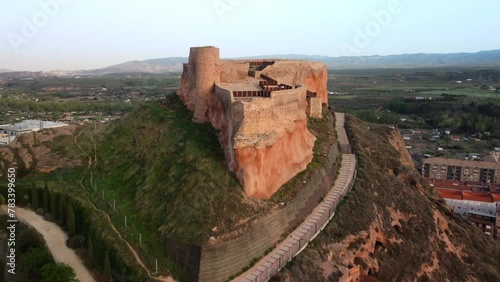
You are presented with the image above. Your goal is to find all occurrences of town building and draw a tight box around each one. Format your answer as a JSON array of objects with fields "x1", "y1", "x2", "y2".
[
  {"x1": 0, "y1": 120, "x2": 68, "y2": 144},
  {"x1": 434, "y1": 185, "x2": 500, "y2": 240},
  {"x1": 422, "y1": 157, "x2": 500, "y2": 183}
]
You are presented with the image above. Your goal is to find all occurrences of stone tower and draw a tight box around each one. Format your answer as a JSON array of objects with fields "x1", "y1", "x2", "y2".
[{"x1": 188, "y1": 46, "x2": 220, "y2": 122}]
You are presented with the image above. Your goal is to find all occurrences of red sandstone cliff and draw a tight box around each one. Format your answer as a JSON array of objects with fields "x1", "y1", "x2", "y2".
[{"x1": 234, "y1": 120, "x2": 315, "y2": 198}]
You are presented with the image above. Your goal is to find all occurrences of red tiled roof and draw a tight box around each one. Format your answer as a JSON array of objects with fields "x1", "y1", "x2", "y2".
[
  {"x1": 462, "y1": 191, "x2": 493, "y2": 202},
  {"x1": 437, "y1": 189, "x2": 500, "y2": 203},
  {"x1": 433, "y1": 182, "x2": 471, "y2": 191},
  {"x1": 436, "y1": 189, "x2": 463, "y2": 200},
  {"x1": 491, "y1": 193, "x2": 500, "y2": 202}
]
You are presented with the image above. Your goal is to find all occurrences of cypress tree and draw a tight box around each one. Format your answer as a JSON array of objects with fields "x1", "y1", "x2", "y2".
[
  {"x1": 31, "y1": 182, "x2": 38, "y2": 210},
  {"x1": 87, "y1": 237, "x2": 94, "y2": 267},
  {"x1": 58, "y1": 194, "x2": 66, "y2": 226},
  {"x1": 51, "y1": 193, "x2": 58, "y2": 220},
  {"x1": 104, "y1": 252, "x2": 112, "y2": 282},
  {"x1": 67, "y1": 202, "x2": 76, "y2": 236},
  {"x1": 43, "y1": 183, "x2": 50, "y2": 213}
]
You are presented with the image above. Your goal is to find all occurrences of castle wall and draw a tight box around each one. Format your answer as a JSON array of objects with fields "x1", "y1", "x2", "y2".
[
  {"x1": 262, "y1": 61, "x2": 329, "y2": 104},
  {"x1": 213, "y1": 84, "x2": 237, "y2": 171},
  {"x1": 190, "y1": 47, "x2": 220, "y2": 122},
  {"x1": 198, "y1": 136, "x2": 340, "y2": 282},
  {"x1": 220, "y1": 61, "x2": 249, "y2": 83},
  {"x1": 233, "y1": 87, "x2": 306, "y2": 148},
  {"x1": 307, "y1": 97, "x2": 323, "y2": 119}
]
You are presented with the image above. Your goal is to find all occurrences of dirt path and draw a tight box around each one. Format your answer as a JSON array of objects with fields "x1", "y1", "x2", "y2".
[{"x1": 1, "y1": 205, "x2": 95, "y2": 282}]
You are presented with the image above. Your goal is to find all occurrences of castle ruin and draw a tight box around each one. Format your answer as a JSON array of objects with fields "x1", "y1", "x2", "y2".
[{"x1": 178, "y1": 46, "x2": 328, "y2": 198}]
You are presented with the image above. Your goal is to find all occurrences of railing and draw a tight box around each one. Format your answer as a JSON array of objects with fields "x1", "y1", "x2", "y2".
[
  {"x1": 259, "y1": 75, "x2": 294, "y2": 92},
  {"x1": 233, "y1": 90, "x2": 271, "y2": 98}
]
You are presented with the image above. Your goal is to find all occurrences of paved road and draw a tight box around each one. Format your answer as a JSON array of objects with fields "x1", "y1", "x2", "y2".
[{"x1": 1, "y1": 205, "x2": 95, "y2": 282}]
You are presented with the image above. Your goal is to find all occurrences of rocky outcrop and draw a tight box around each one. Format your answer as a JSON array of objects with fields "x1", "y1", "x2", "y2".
[
  {"x1": 0, "y1": 126, "x2": 81, "y2": 176},
  {"x1": 234, "y1": 120, "x2": 315, "y2": 198}
]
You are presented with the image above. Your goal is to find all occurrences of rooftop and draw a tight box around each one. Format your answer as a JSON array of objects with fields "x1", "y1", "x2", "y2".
[
  {"x1": 0, "y1": 120, "x2": 68, "y2": 132},
  {"x1": 424, "y1": 157, "x2": 500, "y2": 170},
  {"x1": 467, "y1": 210, "x2": 497, "y2": 218},
  {"x1": 436, "y1": 188, "x2": 500, "y2": 203}
]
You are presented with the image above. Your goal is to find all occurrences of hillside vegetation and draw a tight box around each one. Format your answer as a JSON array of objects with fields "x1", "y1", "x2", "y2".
[
  {"x1": 91, "y1": 94, "x2": 264, "y2": 245},
  {"x1": 274, "y1": 116, "x2": 500, "y2": 281}
]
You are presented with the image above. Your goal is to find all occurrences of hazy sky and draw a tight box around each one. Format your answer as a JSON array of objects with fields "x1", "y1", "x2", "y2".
[{"x1": 1, "y1": 0, "x2": 499, "y2": 71}]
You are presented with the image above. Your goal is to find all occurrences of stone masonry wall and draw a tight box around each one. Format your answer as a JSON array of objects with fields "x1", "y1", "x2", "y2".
[
  {"x1": 220, "y1": 61, "x2": 250, "y2": 83},
  {"x1": 307, "y1": 97, "x2": 323, "y2": 119},
  {"x1": 178, "y1": 47, "x2": 221, "y2": 122},
  {"x1": 262, "y1": 61, "x2": 328, "y2": 104},
  {"x1": 233, "y1": 87, "x2": 306, "y2": 148}
]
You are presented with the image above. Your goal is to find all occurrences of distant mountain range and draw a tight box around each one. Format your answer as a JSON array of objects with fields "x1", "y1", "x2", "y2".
[{"x1": 2, "y1": 50, "x2": 500, "y2": 77}]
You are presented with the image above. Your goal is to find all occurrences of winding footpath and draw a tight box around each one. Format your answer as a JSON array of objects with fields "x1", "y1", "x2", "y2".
[
  {"x1": 235, "y1": 113, "x2": 357, "y2": 282},
  {"x1": 1, "y1": 205, "x2": 95, "y2": 282}
]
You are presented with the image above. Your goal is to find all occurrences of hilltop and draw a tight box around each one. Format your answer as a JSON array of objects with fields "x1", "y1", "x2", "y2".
[{"x1": 274, "y1": 116, "x2": 500, "y2": 281}]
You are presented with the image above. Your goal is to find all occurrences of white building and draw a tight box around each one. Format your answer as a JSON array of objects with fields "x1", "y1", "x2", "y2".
[{"x1": 0, "y1": 120, "x2": 68, "y2": 144}]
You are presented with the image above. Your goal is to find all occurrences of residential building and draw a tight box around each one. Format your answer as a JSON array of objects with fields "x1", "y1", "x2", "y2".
[
  {"x1": 435, "y1": 186, "x2": 500, "y2": 240},
  {"x1": 422, "y1": 157, "x2": 500, "y2": 183}
]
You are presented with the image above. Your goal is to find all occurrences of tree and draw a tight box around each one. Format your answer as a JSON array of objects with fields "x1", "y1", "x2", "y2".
[
  {"x1": 22, "y1": 247, "x2": 53, "y2": 274},
  {"x1": 58, "y1": 194, "x2": 66, "y2": 226},
  {"x1": 104, "y1": 252, "x2": 112, "y2": 282},
  {"x1": 50, "y1": 193, "x2": 58, "y2": 220},
  {"x1": 66, "y1": 202, "x2": 76, "y2": 236},
  {"x1": 41, "y1": 263, "x2": 77, "y2": 282},
  {"x1": 31, "y1": 182, "x2": 39, "y2": 210},
  {"x1": 43, "y1": 183, "x2": 50, "y2": 213},
  {"x1": 87, "y1": 237, "x2": 94, "y2": 267}
]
